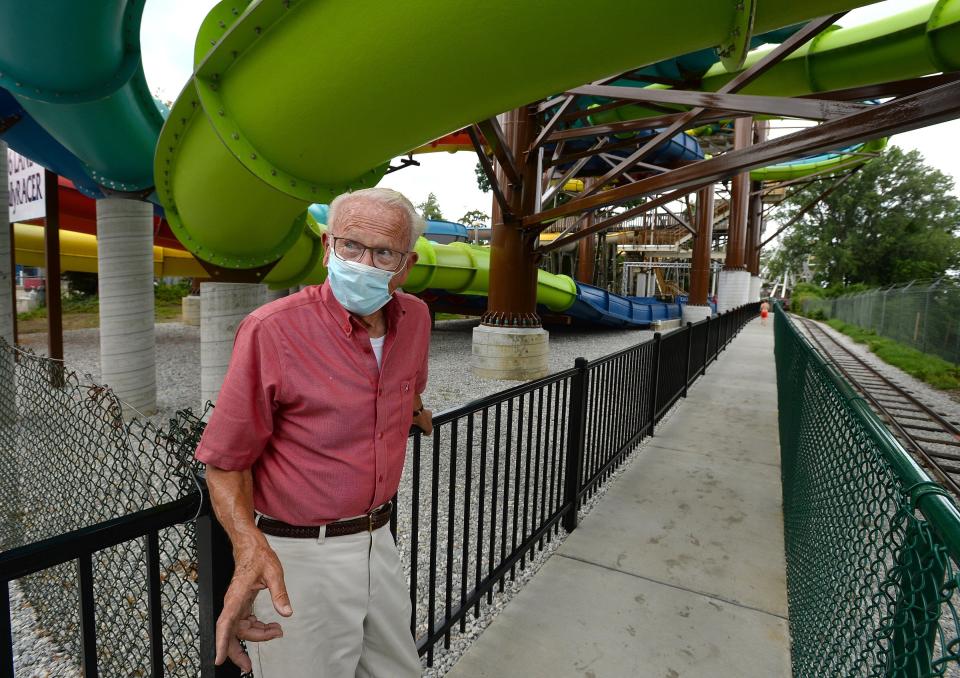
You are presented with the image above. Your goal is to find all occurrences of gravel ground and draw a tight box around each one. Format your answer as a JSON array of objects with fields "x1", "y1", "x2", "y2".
[
  {"x1": 11, "y1": 317, "x2": 656, "y2": 676},
  {"x1": 18, "y1": 319, "x2": 652, "y2": 423}
]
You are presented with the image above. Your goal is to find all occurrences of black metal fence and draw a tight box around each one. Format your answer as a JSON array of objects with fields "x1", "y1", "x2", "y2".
[{"x1": 0, "y1": 302, "x2": 758, "y2": 676}]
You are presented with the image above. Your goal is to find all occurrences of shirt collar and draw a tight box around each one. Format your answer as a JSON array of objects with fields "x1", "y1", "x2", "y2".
[{"x1": 319, "y1": 279, "x2": 406, "y2": 336}]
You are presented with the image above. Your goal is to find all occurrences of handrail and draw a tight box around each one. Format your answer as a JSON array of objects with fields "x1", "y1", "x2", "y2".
[{"x1": 0, "y1": 494, "x2": 202, "y2": 582}]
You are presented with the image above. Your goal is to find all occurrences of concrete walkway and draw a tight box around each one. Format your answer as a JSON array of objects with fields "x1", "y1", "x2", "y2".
[{"x1": 448, "y1": 318, "x2": 789, "y2": 678}]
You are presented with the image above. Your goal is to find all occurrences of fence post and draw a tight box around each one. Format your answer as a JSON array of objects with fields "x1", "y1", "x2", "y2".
[
  {"x1": 921, "y1": 280, "x2": 937, "y2": 354},
  {"x1": 196, "y1": 479, "x2": 241, "y2": 678},
  {"x1": 703, "y1": 315, "x2": 711, "y2": 375},
  {"x1": 562, "y1": 357, "x2": 589, "y2": 533},
  {"x1": 648, "y1": 333, "x2": 663, "y2": 436},
  {"x1": 683, "y1": 322, "x2": 693, "y2": 397}
]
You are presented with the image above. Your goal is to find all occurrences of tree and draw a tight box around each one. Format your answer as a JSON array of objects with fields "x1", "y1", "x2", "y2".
[
  {"x1": 767, "y1": 146, "x2": 960, "y2": 288},
  {"x1": 474, "y1": 161, "x2": 491, "y2": 193},
  {"x1": 459, "y1": 209, "x2": 488, "y2": 227},
  {"x1": 417, "y1": 192, "x2": 444, "y2": 220}
]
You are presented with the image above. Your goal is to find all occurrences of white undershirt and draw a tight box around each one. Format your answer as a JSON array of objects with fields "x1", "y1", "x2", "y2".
[{"x1": 369, "y1": 335, "x2": 385, "y2": 370}]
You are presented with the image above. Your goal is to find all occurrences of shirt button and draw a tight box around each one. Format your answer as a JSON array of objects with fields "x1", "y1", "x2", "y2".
[
  {"x1": 378, "y1": 475, "x2": 383, "y2": 483},
  {"x1": 377, "y1": 432, "x2": 383, "y2": 439},
  {"x1": 378, "y1": 387, "x2": 383, "y2": 395}
]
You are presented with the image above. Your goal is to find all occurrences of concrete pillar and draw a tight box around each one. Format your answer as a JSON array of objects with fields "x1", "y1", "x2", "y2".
[
  {"x1": 181, "y1": 295, "x2": 201, "y2": 326},
  {"x1": 749, "y1": 276, "x2": 763, "y2": 303},
  {"x1": 97, "y1": 198, "x2": 156, "y2": 416},
  {"x1": 0, "y1": 142, "x2": 12, "y2": 345},
  {"x1": 200, "y1": 282, "x2": 266, "y2": 406},
  {"x1": 717, "y1": 270, "x2": 752, "y2": 314},
  {"x1": 473, "y1": 106, "x2": 548, "y2": 380},
  {"x1": 264, "y1": 287, "x2": 289, "y2": 302}
]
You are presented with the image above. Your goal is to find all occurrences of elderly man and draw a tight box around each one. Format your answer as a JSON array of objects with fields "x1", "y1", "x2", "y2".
[{"x1": 195, "y1": 187, "x2": 433, "y2": 677}]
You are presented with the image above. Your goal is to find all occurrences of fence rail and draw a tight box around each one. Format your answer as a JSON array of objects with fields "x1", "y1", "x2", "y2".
[
  {"x1": 802, "y1": 278, "x2": 960, "y2": 364},
  {"x1": 1, "y1": 303, "x2": 759, "y2": 676},
  {"x1": 775, "y1": 303, "x2": 960, "y2": 676}
]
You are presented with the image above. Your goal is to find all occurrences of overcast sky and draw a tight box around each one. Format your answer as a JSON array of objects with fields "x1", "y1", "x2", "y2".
[{"x1": 141, "y1": 0, "x2": 959, "y2": 223}]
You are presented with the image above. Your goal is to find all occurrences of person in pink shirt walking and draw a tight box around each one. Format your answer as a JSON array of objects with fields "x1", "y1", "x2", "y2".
[{"x1": 195, "y1": 188, "x2": 433, "y2": 677}]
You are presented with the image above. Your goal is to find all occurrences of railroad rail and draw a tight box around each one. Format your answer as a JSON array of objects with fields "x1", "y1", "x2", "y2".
[{"x1": 793, "y1": 315, "x2": 960, "y2": 496}]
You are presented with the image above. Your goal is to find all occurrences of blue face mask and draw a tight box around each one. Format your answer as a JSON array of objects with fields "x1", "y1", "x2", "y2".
[{"x1": 326, "y1": 251, "x2": 397, "y2": 316}]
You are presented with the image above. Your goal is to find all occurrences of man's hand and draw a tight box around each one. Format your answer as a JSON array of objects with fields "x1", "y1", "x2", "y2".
[
  {"x1": 215, "y1": 537, "x2": 293, "y2": 672},
  {"x1": 413, "y1": 407, "x2": 433, "y2": 435}
]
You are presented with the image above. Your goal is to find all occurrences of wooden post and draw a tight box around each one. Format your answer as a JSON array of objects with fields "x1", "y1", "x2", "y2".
[{"x1": 43, "y1": 172, "x2": 63, "y2": 385}]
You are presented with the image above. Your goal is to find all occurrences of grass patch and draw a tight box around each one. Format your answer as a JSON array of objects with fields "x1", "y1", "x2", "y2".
[
  {"x1": 16, "y1": 283, "x2": 188, "y2": 332},
  {"x1": 825, "y1": 318, "x2": 960, "y2": 390}
]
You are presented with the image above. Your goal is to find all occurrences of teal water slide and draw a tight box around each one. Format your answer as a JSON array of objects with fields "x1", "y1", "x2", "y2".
[{"x1": 0, "y1": 0, "x2": 958, "y2": 320}]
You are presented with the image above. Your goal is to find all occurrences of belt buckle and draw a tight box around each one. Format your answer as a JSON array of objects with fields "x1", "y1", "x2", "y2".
[{"x1": 367, "y1": 511, "x2": 374, "y2": 532}]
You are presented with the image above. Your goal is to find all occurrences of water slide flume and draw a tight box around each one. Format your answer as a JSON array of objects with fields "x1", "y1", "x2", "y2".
[
  {"x1": 12, "y1": 223, "x2": 205, "y2": 278},
  {"x1": 3, "y1": 1, "x2": 957, "y2": 325},
  {"x1": 155, "y1": 0, "x2": 894, "y2": 291}
]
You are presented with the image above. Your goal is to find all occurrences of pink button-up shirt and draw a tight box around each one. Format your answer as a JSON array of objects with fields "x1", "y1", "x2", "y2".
[{"x1": 195, "y1": 282, "x2": 430, "y2": 525}]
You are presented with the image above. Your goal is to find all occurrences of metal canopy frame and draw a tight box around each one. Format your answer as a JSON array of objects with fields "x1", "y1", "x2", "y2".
[{"x1": 464, "y1": 12, "x2": 960, "y2": 328}]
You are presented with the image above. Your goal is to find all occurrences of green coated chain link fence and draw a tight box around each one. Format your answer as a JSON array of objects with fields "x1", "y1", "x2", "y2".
[
  {"x1": 801, "y1": 278, "x2": 960, "y2": 365},
  {"x1": 775, "y1": 303, "x2": 960, "y2": 677}
]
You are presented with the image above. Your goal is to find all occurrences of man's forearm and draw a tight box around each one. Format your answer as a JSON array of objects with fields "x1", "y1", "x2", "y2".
[{"x1": 206, "y1": 466, "x2": 267, "y2": 554}]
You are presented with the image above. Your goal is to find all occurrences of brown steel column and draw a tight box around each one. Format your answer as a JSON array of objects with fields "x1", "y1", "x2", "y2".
[
  {"x1": 43, "y1": 171, "x2": 63, "y2": 384},
  {"x1": 574, "y1": 178, "x2": 596, "y2": 284},
  {"x1": 746, "y1": 121, "x2": 767, "y2": 275},
  {"x1": 747, "y1": 179, "x2": 763, "y2": 275},
  {"x1": 689, "y1": 185, "x2": 714, "y2": 306},
  {"x1": 724, "y1": 118, "x2": 752, "y2": 271},
  {"x1": 9, "y1": 222, "x2": 17, "y2": 345},
  {"x1": 575, "y1": 233, "x2": 595, "y2": 284},
  {"x1": 482, "y1": 106, "x2": 541, "y2": 327}
]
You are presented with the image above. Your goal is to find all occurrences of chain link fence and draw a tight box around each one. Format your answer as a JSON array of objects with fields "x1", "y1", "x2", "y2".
[
  {"x1": 802, "y1": 278, "x2": 960, "y2": 365},
  {"x1": 775, "y1": 304, "x2": 960, "y2": 676},
  {"x1": 0, "y1": 339, "x2": 208, "y2": 676}
]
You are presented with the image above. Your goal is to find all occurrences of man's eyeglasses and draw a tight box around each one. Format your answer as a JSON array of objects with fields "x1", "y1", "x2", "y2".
[{"x1": 331, "y1": 237, "x2": 408, "y2": 272}]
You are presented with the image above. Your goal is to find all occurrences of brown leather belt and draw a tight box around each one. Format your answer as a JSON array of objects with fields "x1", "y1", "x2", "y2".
[{"x1": 257, "y1": 502, "x2": 392, "y2": 539}]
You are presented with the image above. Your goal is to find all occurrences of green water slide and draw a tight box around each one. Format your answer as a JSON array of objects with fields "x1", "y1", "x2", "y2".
[
  {"x1": 156, "y1": 0, "x2": 903, "y2": 288},
  {"x1": 3, "y1": 1, "x2": 958, "y2": 293}
]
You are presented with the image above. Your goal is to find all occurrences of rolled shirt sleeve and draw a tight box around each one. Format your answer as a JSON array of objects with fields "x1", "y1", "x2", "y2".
[{"x1": 195, "y1": 316, "x2": 282, "y2": 471}]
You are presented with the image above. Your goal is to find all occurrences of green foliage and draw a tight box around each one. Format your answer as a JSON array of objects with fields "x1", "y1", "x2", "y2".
[
  {"x1": 154, "y1": 280, "x2": 191, "y2": 304},
  {"x1": 474, "y1": 161, "x2": 490, "y2": 193},
  {"x1": 17, "y1": 293, "x2": 99, "y2": 320},
  {"x1": 826, "y1": 318, "x2": 960, "y2": 390},
  {"x1": 64, "y1": 271, "x2": 98, "y2": 296},
  {"x1": 791, "y1": 282, "x2": 826, "y2": 313},
  {"x1": 417, "y1": 192, "x2": 444, "y2": 221},
  {"x1": 459, "y1": 209, "x2": 488, "y2": 227},
  {"x1": 768, "y1": 146, "x2": 960, "y2": 288}
]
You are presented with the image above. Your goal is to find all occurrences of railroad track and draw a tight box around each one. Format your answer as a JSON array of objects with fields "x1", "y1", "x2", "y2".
[{"x1": 794, "y1": 315, "x2": 960, "y2": 496}]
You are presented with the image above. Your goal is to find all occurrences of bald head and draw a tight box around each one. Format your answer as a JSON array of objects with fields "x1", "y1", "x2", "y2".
[{"x1": 327, "y1": 187, "x2": 426, "y2": 250}]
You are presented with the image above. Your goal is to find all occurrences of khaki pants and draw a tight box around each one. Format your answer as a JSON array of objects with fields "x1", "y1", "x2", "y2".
[{"x1": 249, "y1": 523, "x2": 422, "y2": 677}]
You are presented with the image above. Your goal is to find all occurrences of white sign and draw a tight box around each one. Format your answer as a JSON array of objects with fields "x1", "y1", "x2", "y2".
[{"x1": 7, "y1": 149, "x2": 46, "y2": 222}]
